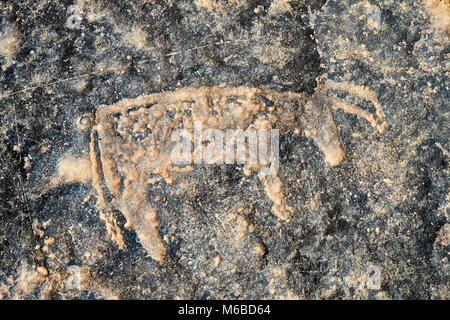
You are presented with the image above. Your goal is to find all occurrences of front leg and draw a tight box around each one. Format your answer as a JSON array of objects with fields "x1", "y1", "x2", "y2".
[{"x1": 258, "y1": 171, "x2": 294, "y2": 221}]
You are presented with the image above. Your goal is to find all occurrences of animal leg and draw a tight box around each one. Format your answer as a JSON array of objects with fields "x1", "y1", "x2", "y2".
[
  {"x1": 257, "y1": 170, "x2": 293, "y2": 221},
  {"x1": 90, "y1": 131, "x2": 126, "y2": 250},
  {"x1": 113, "y1": 181, "x2": 167, "y2": 264}
]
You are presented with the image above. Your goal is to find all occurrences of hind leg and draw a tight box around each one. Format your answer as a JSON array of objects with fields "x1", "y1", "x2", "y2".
[
  {"x1": 89, "y1": 131, "x2": 126, "y2": 250},
  {"x1": 112, "y1": 179, "x2": 167, "y2": 264}
]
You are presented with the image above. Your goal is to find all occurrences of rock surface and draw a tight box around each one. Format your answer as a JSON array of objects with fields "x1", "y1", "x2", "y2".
[{"x1": 0, "y1": 0, "x2": 448, "y2": 299}]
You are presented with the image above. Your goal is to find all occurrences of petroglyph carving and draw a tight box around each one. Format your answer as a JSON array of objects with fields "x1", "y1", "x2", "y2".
[{"x1": 54, "y1": 77, "x2": 386, "y2": 263}]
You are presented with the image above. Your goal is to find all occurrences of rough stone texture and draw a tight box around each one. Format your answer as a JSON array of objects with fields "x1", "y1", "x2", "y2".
[{"x1": 0, "y1": 0, "x2": 448, "y2": 299}]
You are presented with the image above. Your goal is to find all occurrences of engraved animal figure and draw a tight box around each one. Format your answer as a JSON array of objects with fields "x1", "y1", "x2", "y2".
[{"x1": 55, "y1": 78, "x2": 386, "y2": 263}]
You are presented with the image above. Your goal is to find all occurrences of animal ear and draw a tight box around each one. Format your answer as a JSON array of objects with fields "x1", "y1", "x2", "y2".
[
  {"x1": 323, "y1": 79, "x2": 387, "y2": 133},
  {"x1": 329, "y1": 96, "x2": 386, "y2": 134}
]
